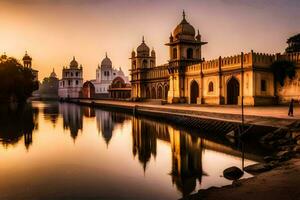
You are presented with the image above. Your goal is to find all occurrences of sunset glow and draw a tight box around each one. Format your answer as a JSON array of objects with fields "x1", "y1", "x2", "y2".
[{"x1": 0, "y1": 0, "x2": 299, "y2": 81}]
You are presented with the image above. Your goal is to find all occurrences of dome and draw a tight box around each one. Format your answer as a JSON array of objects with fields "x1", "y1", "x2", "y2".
[
  {"x1": 70, "y1": 56, "x2": 78, "y2": 68},
  {"x1": 137, "y1": 36, "x2": 150, "y2": 55},
  {"x1": 101, "y1": 53, "x2": 112, "y2": 67},
  {"x1": 50, "y1": 68, "x2": 57, "y2": 78},
  {"x1": 173, "y1": 11, "x2": 195, "y2": 39},
  {"x1": 23, "y1": 51, "x2": 32, "y2": 61}
]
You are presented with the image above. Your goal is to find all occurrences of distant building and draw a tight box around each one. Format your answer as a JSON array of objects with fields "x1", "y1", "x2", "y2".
[
  {"x1": 108, "y1": 77, "x2": 131, "y2": 99},
  {"x1": 22, "y1": 51, "x2": 39, "y2": 82},
  {"x1": 91, "y1": 53, "x2": 129, "y2": 98},
  {"x1": 58, "y1": 57, "x2": 83, "y2": 99},
  {"x1": 38, "y1": 68, "x2": 59, "y2": 99}
]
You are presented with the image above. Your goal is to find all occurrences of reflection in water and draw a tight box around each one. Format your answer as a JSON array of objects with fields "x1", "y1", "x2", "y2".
[
  {"x1": 43, "y1": 102, "x2": 59, "y2": 126},
  {"x1": 96, "y1": 109, "x2": 129, "y2": 146},
  {"x1": 0, "y1": 103, "x2": 38, "y2": 149},
  {"x1": 0, "y1": 102, "x2": 260, "y2": 199},
  {"x1": 132, "y1": 117, "x2": 204, "y2": 196},
  {"x1": 59, "y1": 103, "x2": 83, "y2": 140}
]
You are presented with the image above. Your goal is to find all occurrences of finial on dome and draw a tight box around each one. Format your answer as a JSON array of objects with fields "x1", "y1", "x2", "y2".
[
  {"x1": 142, "y1": 36, "x2": 145, "y2": 43},
  {"x1": 183, "y1": 10, "x2": 186, "y2": 20},
  {"x1": 73, "y1": 56, "x2": 75, "y2": 60},
  {"x1": 105, "y1": 52, "x2": 108, "y2": 58}
]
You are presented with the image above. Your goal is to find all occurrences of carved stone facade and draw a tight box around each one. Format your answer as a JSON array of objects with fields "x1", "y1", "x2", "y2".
[{"x1": 130, "y1": 11, "x2": 300, "y2": 105}]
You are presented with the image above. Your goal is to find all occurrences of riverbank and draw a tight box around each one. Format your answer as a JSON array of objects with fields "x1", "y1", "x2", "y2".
[
  {"x1": 183, "y1": 158, "x2": 300, "y2": 200},
  {"x1": 66, "y1": 99, "x2": 298, "y2": 128}
]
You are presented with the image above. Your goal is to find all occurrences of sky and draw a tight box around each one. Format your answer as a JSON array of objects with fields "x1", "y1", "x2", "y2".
[{"x1": 0, "y1": 0, "x2": 299, "y2": 81}]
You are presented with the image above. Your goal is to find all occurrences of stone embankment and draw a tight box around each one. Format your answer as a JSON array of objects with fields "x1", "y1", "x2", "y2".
[{"x1": 182, "y1": 121, "x2": 300, "y2": 200}]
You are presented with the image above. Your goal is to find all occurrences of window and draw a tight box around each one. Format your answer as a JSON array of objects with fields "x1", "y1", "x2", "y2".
[
  {"x1": 68, "y1": 80, "x2": 71, "y2": 86},
  {"x1": 142, "y1": 60, "x2": 148, "y2": 68},
  {"x1": 71, "y1": 72, "x2": 73, "y2": 77},
  {"x1": 173, "y1": 48, "x2": 177, "y2": 59},
  {"x1": 113, "y1": 73, "x2": 116, "y2": 75},
  {"x1": 76, "y1": 72, "x2": 79, "y2": 77},
  {"x1": 76, "y1": 80, "x2": 78, "y2": 85},
  {"x1": 107, "y1": 71, "x2": 110, "y2": 76},
  {"x1": 208, "y1": 81, "x2": 214, "y2": 92},
  {"x1": 261, "y1": 80, "x2": 267, "y2": 92},
  {"x1": 187, "y1": 48, "x2": 193, "y2": 59}
]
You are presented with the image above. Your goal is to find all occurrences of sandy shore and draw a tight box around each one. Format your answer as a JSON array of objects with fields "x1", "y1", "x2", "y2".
[{"x1": 184, "y1": 158, "x2": 300, "y2": 200}]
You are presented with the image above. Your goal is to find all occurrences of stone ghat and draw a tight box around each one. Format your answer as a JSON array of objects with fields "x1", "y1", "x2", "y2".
[{"x1": 67, "y1": 99, "x2": 277, "y2": 138}]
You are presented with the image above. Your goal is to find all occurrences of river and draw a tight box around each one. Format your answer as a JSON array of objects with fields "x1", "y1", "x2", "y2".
[{"x1": 0, "y1": 101, "x2": 265, "y2": 200}]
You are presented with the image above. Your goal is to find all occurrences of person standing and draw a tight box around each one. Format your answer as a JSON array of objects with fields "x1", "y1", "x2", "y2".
[{"x1": 288, "y1": 98, "x2": 294, "y2": 117}]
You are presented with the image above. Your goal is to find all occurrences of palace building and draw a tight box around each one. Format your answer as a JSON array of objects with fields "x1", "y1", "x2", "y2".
[
  {"x1": 130, "y1": 11, "x2": 300, "y2": 105},
  {"x1": 91, "y1": 53, "x2": 129, "y2": 98},
  {"x1": 58, "y1": 57, "x2": 83, "y2": 99}
]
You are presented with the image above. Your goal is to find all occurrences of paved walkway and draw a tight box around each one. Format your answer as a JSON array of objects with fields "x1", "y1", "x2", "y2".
[{"x1": 77, "y1": 99, "x2": 300, "y2": 127}]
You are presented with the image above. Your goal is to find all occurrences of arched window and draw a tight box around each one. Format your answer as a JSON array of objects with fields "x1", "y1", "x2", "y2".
[
  {"x1": 173, "y1": 48, "x2": 177, "y2": 59},
  {"x1": 142, "y1": 60, "x2": 148, "y2": 68},
  {"x1": 208, "y1": 81, "x2": 214, "y2": 92},
  {"x1": 187, "y1": 48, "x2": 193, "y2": 59},
  {"x1": 132, "y1": 61, "x2": 136, "y2": 69}
]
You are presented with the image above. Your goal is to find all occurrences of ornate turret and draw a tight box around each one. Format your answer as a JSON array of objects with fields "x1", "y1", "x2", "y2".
[
  {"x1": 23, "y1": 51, "x2": 32, "y2": 68},
  {"x1": 50, "y1": 68, "x2": 57, "y2": 78},
  {"x1": 70, "y1": 56, "x2": 78, "y2": 68},
  {"x1": 0, "y1": 52, "x2": 7, "y2": 60},
  {"x1": 151, "y1": 48, "x2": 156, "y2": 57},
  {"x1": 137, "y1": 36, "x2": 150, "y2": 57},
  {"x1": 101, "y1": 52, "x2": 112, "y2": 68},
  {"x1": 173, "y1": 10, "x2": 196, "y2": 41}
]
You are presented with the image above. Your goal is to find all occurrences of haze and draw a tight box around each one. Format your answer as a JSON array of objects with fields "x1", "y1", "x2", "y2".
[{"x1": 0, "y1": 0, "x2": 299, "y2": 81}]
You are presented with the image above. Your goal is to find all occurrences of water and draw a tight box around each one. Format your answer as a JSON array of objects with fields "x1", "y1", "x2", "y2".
[{"x1": 0, "y1": 101, "x2": 260, "y2": 200}]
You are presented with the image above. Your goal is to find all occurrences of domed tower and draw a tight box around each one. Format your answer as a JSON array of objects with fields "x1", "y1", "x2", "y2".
[
  {"x1": 99, "y1": 53, "x2": 113, "y2": 82},
  {"x1": 130, "y1": 37, "x2": 156, "y2": 100},
  {"x1": 166, "y1": 11, "x2": 207, "y2": 103},
  {"x1": 23, "y1": 51, "x2": 32, "y2": 68}
]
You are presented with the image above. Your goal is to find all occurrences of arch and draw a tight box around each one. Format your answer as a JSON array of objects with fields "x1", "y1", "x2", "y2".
[
  {"x1": 227, "y1": 77, "x2": 240, "y2": 105},
  {"x1": 142, "y1": 59, "x2": 148, "y2": 68},
  {"x1": 208, "y1": 81, "x2": 214, "y2": 92},
  {"x1": 173, "y1": 48, "x2": 177, "y2": 59},
  {"x1": 82, "y1": 81, "x2": 95, "y2": 99},
  {"x1": 187, "y1": 48, "x2": 193, "y2": 59},
  {"x1": 151, "y1": 87, "x2": 156, "y2": 99},
  {"x1": 157, "y1": 85, "x2": 163, "y2": 99},
  {"x1": 146, "y1": 87, "x2": 150, "y2": 98},
  {"x1": 164, "y1": 85, "x2": 169, "y2": 100},
  {"x1": 190, "y1": 80, "x2": 199, "y2": 104}
]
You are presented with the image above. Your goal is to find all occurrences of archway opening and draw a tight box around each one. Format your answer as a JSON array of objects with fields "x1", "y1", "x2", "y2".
[
  {"x1": 190, "y1": 81, "x2": 199, "y2": 104},
  {"x1": 164, "y1": 85, "x2": 169, "y2": 100},
  {"x1": 151, "y1": 87, "x2": 156, "y2": 99},
  {"x1": 157, "y1": 86, "x2": 163, "y2": 99},
  {"x1": 146, "y1": 87, "x2": 150, "y2": 98},
  {"x1": 227, "y1": 77, "x2": 240, "y2": 105}
]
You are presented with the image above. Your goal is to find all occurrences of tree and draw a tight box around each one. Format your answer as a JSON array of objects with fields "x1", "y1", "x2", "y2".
[
  {"x1": 271, "y1": 60, "x2": 296, "y2": 87},
  {"x1": 0, "y1": 57, "x2": 38, "y2": 102}
]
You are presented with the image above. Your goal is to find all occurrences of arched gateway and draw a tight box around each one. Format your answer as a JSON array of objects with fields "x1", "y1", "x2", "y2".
[
  {"x1": 190, "y1": 81, "x2": 199, "y2": 104},
  {"x1": 227, "y1": 77, "x2": 240, "y2": 105}
]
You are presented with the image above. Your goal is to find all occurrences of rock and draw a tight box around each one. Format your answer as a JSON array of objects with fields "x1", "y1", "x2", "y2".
[
  {"x1": 223, "y1": 166, "x2": 244, "y2": 180},
  {"x1": 293, "y1": 146, "x2": 300, "y2": 153},
  {"x1": 276, "y1": 150, "x2": 291, "y2": 157},
  {"x1": 291, "y1": 131, "x2": 300, "y2": 139},
  {"x1": 244, "y1": 163, "x2": 272, "y2": 174},
  {"x1": 264, "y1": 156, "x2": 278, "y2": 162}
]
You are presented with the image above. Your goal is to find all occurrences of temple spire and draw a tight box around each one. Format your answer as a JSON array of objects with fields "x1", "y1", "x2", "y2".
[{"x1": 182, "y1": 10, "x2": 186, "y2": 20}]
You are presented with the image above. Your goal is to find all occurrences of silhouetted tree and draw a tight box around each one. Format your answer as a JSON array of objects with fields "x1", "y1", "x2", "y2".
[
  {"x1": 0, "y1": 57, "x2": 38, "y2": 102},
  {"x1": 271, "y1": 59, "x2": 296, "y2": 98}
]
